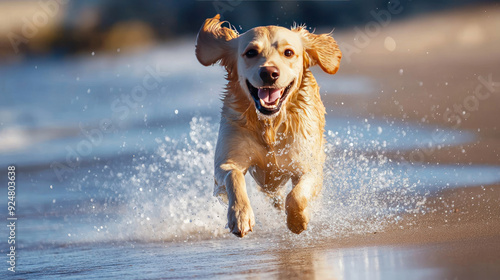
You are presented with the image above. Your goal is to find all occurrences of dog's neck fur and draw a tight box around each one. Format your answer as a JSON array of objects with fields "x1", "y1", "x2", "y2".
[{"x1": 222, "y1": 69, "x2": 326, "y2": 149}]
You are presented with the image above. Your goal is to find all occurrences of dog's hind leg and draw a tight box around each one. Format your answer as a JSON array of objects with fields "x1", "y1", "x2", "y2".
[{"x1": 286, "y1": 172, "x2": 322, "y2": 234}]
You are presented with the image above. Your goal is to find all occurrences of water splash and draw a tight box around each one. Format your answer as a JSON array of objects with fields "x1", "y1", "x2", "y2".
[
  {"x1": 108, "y1": 116, "x2": 425, "y2": 242},
  {"x1": 119, "y1": 117, "x2": 227, "y2": 242},
  {"x1": 315, "y1": 139, "x2": 425, "y2": 237}
]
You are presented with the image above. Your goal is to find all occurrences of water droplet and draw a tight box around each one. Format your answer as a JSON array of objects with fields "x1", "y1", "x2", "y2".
[{"x1": 384, "y1": 36, "x2": 396, "y2": 52}]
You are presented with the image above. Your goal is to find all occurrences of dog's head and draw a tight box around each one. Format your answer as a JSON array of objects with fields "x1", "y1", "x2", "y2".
[{"x1": 196, "y1": 15, "x2": 341, "y2": 117}]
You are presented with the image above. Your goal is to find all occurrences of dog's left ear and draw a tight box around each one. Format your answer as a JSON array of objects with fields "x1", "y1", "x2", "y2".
[
  {"x1": 298, "y1": 28, "x2": 342, "y2": 74},
  {"x1": 196, "y1": 14, "x2": 239, "y2": 67}
]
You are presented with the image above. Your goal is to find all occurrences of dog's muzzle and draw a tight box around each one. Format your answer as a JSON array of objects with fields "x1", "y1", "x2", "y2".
[{"x1": 246, "y1": 80, "x2": 294, "y2": 115}]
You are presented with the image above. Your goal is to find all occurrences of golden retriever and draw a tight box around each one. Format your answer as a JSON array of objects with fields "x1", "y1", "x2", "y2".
[{"x1": 195, "y1": 15, "x2": 341, "y2": 237}]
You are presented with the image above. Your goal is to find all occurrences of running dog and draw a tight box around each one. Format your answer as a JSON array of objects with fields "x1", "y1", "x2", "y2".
[{"x1": 195, "y1": 15, "x2": 341, "y2": 237}]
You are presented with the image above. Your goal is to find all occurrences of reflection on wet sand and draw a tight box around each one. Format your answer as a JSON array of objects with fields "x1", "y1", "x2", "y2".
[
  {"x1": 243, "y1": 233, "x2": 500, "y2": 280},
  {"x1": 272, "y1": 246, "x2": 336, "y2": 280}
]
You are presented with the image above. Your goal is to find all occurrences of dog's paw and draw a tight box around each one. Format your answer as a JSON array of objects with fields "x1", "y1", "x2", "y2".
[
  {"x1": 286, "y1": 209, "x2": 309, "y2": 234},
  {"x1": 227, "y1": 202, "x2": 255, "y2": 237},
  {"x1": 285, "y1": 193, "x2": 309, "y2": 234}
]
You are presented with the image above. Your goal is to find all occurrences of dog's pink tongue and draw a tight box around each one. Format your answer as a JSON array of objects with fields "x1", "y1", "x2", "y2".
[{"x1": 257, "y1": 88, "x2": 281, "y2": 103}]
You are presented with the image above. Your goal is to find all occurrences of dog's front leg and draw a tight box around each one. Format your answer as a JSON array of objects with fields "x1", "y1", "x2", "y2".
[
  {"x1": 225, "y1": 169, "x2": 255, "y2": 237},
  {"x1": 286, "y1": 174, "x2": 321, "y2": 234}
]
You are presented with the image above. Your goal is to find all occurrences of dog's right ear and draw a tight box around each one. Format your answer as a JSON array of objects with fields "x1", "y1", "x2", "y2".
[{"x1": 195, "y1": 15, "x2": 239, "y2": 67}]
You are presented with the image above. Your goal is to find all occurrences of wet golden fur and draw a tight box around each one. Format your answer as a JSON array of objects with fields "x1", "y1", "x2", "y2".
[{"x1": 196, "y1": 15, "x2": 341, "y2": 237}]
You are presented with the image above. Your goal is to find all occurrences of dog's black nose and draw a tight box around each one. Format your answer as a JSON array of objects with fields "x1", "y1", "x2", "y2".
[{"x1": 259, "y1": 66, "x2": 280, "y2": 85}]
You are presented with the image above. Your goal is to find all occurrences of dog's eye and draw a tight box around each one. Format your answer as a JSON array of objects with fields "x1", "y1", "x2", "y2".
[
  {"x1": 284, "y1": 49, "x2": 294, "y2": 57},
  {"x1": 245, "y1": 49, "x2": 258, "y2": 58}
]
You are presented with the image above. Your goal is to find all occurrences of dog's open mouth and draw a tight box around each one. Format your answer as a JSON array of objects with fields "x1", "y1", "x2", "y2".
[{"x1": 246, "y1": 80, "x2": 294, "y2": 115}]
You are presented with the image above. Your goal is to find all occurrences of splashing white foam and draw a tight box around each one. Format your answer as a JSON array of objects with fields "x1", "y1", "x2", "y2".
[{"x1": 106, "y1": 116, "x2": 425, "y2": 243}]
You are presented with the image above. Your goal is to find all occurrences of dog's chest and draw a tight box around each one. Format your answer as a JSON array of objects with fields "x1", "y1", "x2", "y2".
[{"x1": 257, "y1": 134, "x2": 301, "y2": 171}]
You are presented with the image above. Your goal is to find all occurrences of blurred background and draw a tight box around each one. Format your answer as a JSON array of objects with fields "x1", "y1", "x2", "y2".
[{"x1": 0, "y1": 0, "x2": 497, "y2": 59}]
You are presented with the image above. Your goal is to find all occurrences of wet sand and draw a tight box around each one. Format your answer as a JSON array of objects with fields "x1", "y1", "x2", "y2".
[
  {"x1": 308, "y1": 4, "x2": 500, "y2": 278},
  {"x1": 164, "y1": 182, "x2": 500, "y2": 279},
  {"x1": 241, "y1": 184, "x2": 500, "y2": 279}
]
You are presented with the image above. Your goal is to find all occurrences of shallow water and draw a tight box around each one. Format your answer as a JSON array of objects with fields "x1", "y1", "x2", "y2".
[
  {"x1": 1, "y1": 41, "x2": 500, "y2": 279},
  {"x1": 15, "y1": 236, "x2": 500, "y2": 280}
]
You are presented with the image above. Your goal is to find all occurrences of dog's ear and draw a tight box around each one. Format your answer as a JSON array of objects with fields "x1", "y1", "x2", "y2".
[
  {"x1": 196, "y1": 14, "x2": 239, "y2": 67},
  {"x1": 297, "y1": 28, "x2": 342, "y2": 74}
]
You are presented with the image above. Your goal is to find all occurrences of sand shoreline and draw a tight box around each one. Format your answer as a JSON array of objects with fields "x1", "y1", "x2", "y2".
[
  {"x1": 325, "y1": 4, "x2": 500, "y2": 169},
  {"x1": 307, "y1": 4, "x2": 500, "y2": 276},
  {"x1": 254, "y1": 183, "x2": 500, "y2": 279}
]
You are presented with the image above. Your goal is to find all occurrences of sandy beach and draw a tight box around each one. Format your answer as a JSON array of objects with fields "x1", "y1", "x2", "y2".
[{"x1": 305, "y1": 4, "x2": 500, "y2": 278}]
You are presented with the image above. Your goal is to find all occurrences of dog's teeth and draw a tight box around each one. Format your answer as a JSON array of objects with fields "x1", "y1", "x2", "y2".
[{"x1": 260, "y1": 99, "x2": 278, "y2": 109}]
